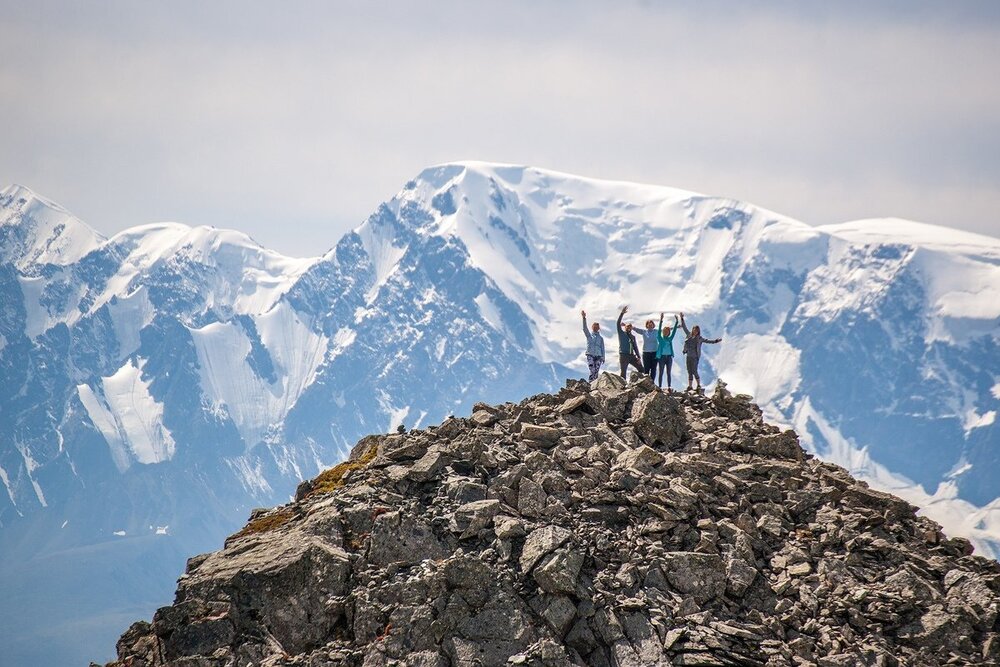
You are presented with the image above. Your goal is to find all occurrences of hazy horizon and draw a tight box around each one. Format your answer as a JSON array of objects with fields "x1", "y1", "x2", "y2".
[{"x1": 2, "y1": 1, "x2": 998, "y2": 256}]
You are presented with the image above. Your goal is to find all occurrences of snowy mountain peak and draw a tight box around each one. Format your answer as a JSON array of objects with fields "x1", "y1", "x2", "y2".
[
  {"x1": 0, "y1": 183, "x2": 105, "y2": 269},
  {"x1": 417, "y1": 160, "x2": 704, "y2": 202},
  {"x1": 1, "y1": 188, "x2": 323, "y2": 347},
  {"x1": 101, "y1": 222, "x2": 320, "y2": 315},
  {"x1": 368, "y1": 162, "x2": 812, "y2": 362},
  {"x1": 799, "y1": 217, "x2": 1000, "y2": 345},
  {"x1": 1, "y1": 183, "x2": 68, "y2": 211},
  {"x1": 818, "y1": 217, "x2": 1000, "y2": 253}
]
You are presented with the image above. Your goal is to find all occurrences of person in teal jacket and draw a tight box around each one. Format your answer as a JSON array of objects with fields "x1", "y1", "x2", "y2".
[
  {"x1": 655, "y1": 312, "x2": 680, "y2": 390},
  {"x1": 615, "y1": 305, "x2": 644, "y2": 379}
]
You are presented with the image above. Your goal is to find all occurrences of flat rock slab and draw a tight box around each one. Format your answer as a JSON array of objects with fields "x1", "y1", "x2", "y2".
[
  {"x1": 520, "y1": 423, "x2": 562, "y2": 443},
  {"x1": 521, "y1": 525, "x2": 572, "y2": 573},
  {"x1": 370, "y1": 510, "x2": 447, "y2": 566},
  {"x1": 660, "y1": 551, "x2": 726, "y2": 604}
]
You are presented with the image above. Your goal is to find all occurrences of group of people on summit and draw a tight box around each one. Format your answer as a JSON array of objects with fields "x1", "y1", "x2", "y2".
[{"x1": 581, "y1": 306, "x2": 721, "y2": 392}]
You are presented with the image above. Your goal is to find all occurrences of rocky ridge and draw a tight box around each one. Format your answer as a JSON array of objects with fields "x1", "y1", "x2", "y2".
[{"x1": 107, "y1": 375, "x2": 1000, "y2": 666}]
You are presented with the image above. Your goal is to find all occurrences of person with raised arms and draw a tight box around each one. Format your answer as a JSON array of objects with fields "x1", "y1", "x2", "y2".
[
  {"x1": 581, "y1": 310, "x2": 605, "y2": 382},
  {"x1": 638, "y1": 317, "x2": 660, "y2": 380},
  {"x1": 616, "y1": 305, "x2": 645, "y2": 379},
  {"x1": 655, "y1": 312, "x2": 680, "y2": 391},
  {"x1": 679, "y1": 312, "x2": 722, "y2": 392}
]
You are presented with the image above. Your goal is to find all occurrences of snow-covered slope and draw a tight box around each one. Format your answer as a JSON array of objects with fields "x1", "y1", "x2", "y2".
[
  {"x1": 0, "y1": 167, "x2": 998, "y2": 665},
  {"x1": 365, "y1": 163, "x2": 1000, "y2": 555}
]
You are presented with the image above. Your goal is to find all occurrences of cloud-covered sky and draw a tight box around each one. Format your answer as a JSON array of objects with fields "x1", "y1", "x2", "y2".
[{"x1": 2, "y1": 1, "x2": 998, "y2": 256}]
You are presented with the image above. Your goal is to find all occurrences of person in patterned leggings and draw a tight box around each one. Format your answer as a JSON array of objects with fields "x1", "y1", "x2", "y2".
[{"x1": 581, "y1": 310, "x2": 605, "y2": 381}]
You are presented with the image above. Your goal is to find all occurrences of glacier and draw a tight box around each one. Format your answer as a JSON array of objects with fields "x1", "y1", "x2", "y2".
[{"x1": 0, "y1": 163, "x2": 998, "y2": 665}]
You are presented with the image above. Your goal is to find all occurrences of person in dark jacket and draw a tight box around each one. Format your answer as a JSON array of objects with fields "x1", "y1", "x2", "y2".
[
  {"x1": 616, "y1": 305, "x2": 644, "y2": 379},
  {"x1": 638, "y1": 318, "x2": 659, "y2": 380},
  {"x1": 581, "y1": 310, "x2": 605, "y2": 381},
  {"x1": 679, "y1": 312, "x2": 721, "y2": 392},
  {"x1": 655, "y1": 312, "x2": 680, "y2": 390}
]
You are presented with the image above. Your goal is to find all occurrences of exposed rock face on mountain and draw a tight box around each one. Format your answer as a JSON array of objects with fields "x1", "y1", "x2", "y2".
[{"x1": 108, "y1": 376, "x2": 1000, "y2": 667}]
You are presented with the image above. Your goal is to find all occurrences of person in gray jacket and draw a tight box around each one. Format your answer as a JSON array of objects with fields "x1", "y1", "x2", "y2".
[
  {"x1": 581, "y1": 310, "x2": 606, "y2": 381},
  {"x1": 679, "y1": 312, "x2": 722, "y2": 392}
]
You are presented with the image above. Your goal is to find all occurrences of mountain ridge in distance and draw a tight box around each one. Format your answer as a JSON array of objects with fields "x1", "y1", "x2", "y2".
[{"x1": 0, "y1": 162, "x2": 998, "y2": 665}]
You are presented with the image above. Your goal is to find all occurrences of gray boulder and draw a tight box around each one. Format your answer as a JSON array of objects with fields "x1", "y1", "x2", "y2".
[
  {"x1": 660, "y1": 552, "x2": 726, "y2": 604},
  {"x1": 630, "y1": 390, "x2": 688, "y2": 449},
  {"x1": 534, "y1": 547, "x2": 584, "y2": 594},
  {"x1": 521, "y1": 525, "x2": 572, "y2": 573}
]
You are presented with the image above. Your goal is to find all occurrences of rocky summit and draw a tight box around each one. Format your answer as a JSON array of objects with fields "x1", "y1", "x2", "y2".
[{"x1": 106, "y1": 375, "x2": 1000, "y2": 667}]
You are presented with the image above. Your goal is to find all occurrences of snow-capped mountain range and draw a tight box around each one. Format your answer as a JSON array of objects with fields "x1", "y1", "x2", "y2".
[{"x1": 1, "y1": 163, "x2": 998, "y2": 665}]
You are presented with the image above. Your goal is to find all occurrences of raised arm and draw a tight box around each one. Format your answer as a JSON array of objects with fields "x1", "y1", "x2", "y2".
[
  {"x1": 656, "y1": 312, "x2": 665, "y2": 342},
  {"x1": 679, "y1": 312, "x2": 690, "y2": 336},
  {"x1": 617, "y1": 305, "x2": 627, "y2": 332},
  {"x1": 581, "y1": 310, "x2": 589, "y2": 338}
]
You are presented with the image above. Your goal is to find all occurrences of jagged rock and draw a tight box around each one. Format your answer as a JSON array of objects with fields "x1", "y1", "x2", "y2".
[
  {"x1": 751, "y1": 430, "x2": 805, "y2": 461},
  {"x1": 558, "y1": 394, "x2": 592, "y2": 415},
  {"x1": 629, "y1": 390, "x2": 687, "y2": 449},
  {"x1": 614, "y1": 445, "x2": 665, "y2": 473},
  {"x1": 381, "y1": 434, "x2": 430, "y2": 461},
  {"x1": 711, "y1": 380, "x2": 760, "y2": 421},
  {"x1": 725, "y1": 556, "x2": 758, "y2": 597},
  {"x1": 169, "y1": 534, "x2": 352, "y2": 657},
  {"x1": 660, "y1": 552, "x2": 726, "y2": 604},
  {"x1": 408, "y1": 446, "x2": 450, "y2": 481},
  {"x1": 446, "y1": 478, "x2": 487, "y2": 504},
  {"x1": 521, "y1": 423, "x2": 562, "y2": 445},
  {"x1": 471, "y1": 409, "x2": 498, "y2": 427},
  {"x1": 449, "y1": 499, "x2": 502, "y2": 537},
  {"x1": 494, "y1": 514, "x2": 526, "y2": 540},
  {"x1": 534, "y1": 547, "x2": 584, "y2": 594},
  {"x1": 106, "y1": 374, "x2": 1000, "y2": 667},
  {"x1": 540, "y1": 596, "x2": 577, "y2": 637},
  {"x1": 518, "y1": 477, "x2": 548, "y2": 517},
  {"x1": 590, "y1": 373, "x2": 632, "y2": 420},
  {"x1": 521, "y1": 525, "x2": 572, "y2": 573},
  {"x1": 294, "y1": 479, "x2": 314, "y2": 501}
]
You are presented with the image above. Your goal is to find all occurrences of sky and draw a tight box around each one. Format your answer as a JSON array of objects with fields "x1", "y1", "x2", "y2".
[{"x1": 1, "y1": 1, "x2": 999, "y2": 257}]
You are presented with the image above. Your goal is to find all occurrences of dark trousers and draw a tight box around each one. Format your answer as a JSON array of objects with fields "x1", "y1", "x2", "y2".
[
  {"x1": 642, "y1": 351, "x2": 657, "y2": 379},
  {"x1": 618, "y1": 353, "x2": 644, "y2": 378},
  {"x1": 656, "y1": 355, "x2": 673, "y2": 388},
  {"x1": 686, "y1": 354, "x2": 700, "y2": 384},
  {"x1": 586, "y1": 355, "x2": 604, "y2": 382}
]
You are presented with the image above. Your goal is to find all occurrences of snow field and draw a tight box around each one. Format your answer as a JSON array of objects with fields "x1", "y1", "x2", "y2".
[
  {"x1": 77, "y1": 359, "x2": 176, "y2": 470},
  {"x1": 190, "y1": 302, "x2": 328, "y2": 449}
]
